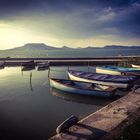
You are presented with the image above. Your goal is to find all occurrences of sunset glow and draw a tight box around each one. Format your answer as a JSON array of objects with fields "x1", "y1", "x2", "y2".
[{"x1": 0, "y1": 0, "x2": 140, "y2": 49}]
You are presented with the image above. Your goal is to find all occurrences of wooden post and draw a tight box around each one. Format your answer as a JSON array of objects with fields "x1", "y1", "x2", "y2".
[
  {"x1": 48, "y1": 67, "x2": 50, "y2": 79},
  {"x1": 88, "y1": 61, "x2": 90, "y2": 72},
  {"x1": 30, "y1": 72, "x2": 33, "y2": 91}
]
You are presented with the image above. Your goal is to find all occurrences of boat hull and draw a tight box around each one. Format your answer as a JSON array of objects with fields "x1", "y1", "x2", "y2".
[
  {"x1": 50, "y1": 79, "x2": 114, "y2": 97},
  {"x1": 22, "y1": 61, "x2": 35, "y2": 67},
  {"x1": 68, "y1": 71, "x2": 134, "y2": 89},
  {"x1": 37, "y1": 62, "x2": 49, "y2": 71},
  {"x1": 131, "y1": 64, "x2": 140, "y2": 69},
  {"x1": 96, "y1": 67, "x2": 122, "y2": 75}
]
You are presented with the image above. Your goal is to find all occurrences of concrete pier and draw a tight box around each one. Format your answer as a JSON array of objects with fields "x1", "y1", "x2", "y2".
[
  {"x1": 50, "y1": 88, "x2": 140, "y2": 140},
  {"x1": 0, "y1": 56, "x2": 124, "y2": 66},
  {"x1": 0, "y1": 56, "x2": 139, "y2": 66}
]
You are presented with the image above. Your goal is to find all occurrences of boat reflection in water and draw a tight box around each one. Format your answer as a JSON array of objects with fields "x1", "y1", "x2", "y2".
[{"x1": 51, "y1": 88, "x2": 117, "y2": 106}]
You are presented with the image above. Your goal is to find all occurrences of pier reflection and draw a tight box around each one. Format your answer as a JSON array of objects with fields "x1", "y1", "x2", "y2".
[{"x1": 51, "y1": 88, "x2": 115, "y2": 106}]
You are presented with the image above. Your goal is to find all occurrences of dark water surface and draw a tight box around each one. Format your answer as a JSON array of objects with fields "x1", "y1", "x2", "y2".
[{"x1": 0, "y1": 66, "x2": 114, "y2": 140}]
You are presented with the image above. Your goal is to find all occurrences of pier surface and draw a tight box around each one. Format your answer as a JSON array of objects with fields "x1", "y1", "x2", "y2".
[
  {"x1": 0, "y1": 56, "x2": 139, "y2": 66},
  {"x1": 50, "y1": 87, "x2": 140, "y2": 140}
]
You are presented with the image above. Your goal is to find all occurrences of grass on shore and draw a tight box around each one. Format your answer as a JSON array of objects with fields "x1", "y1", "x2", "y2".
[{"x1": 115, "y1": 118, "x2": 140, "y2": 140}]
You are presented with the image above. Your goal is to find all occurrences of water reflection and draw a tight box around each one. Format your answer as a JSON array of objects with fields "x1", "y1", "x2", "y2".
[
  {"x1": 0, "y1": 66, "x2": 114, "y2": 140},
  {"x1": 29, "y1": 72, "x2": 33, "y2": 91},
  {"x1": 51, "y1": 88, "x2": 114, "y2": 106}
]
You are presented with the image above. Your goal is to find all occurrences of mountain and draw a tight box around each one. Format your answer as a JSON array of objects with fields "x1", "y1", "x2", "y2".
[
  {"x1": 0, "y1": 43, "x2": 140, "y2": 58},
  {"x1": 104, "y1": 45, "x2": 140, "y2": 49},
  {"x1": 0, "y1": 43, "x2": 72, "y2": 58},
  {"x1": 7, "y1": 43, "x2": 59, "y2": 51},
  {"x1": 3, "y1": 43, "x2": 140, "y2": 51},
  {"x1": 61, "y1": 46, "x2": 73, "y2": 50},
  {"x1": 85, "y1": 46, "x2": 99, "y2": 49}
]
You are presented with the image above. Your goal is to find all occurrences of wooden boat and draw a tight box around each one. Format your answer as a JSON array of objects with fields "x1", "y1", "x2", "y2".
[
  {"x1": 96, "y1": 65, "x2": 140, "y2": 75},
  {"x1": 56, "y1": 115, "x2": 78, "y2": 134},
  {"x1": 37, "y1": 61, "x2": 49, "y2": 71},
  {"x1": 21, "y1": 66, "x2": 35, "y2": 71},
  {"x1": 22, "y1": 60, "x2": 35, "y2": 67},
  {"x1": 131, "y1": 64, "x2": 140, "y2": 69},
  {"x1": 68, "y1": 70, "x2": 138, "y2": 89},
  {"x1": 50, "y1": 78, "x2": 117, "y2": 97},
  {"x1": 0, "y1": 61, "x2": 5, "y2": 69}
]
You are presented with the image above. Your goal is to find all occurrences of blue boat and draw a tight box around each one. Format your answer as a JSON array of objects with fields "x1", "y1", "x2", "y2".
[
  {"x1": 50, "y1": 78, "x2": 117, "y2": 97},
  {"x1": 96, "y1": 65, "x2": 140, "y2": 75},
  {"x1": 68, "y1": 70, "x2": 138, "y2": 89}
]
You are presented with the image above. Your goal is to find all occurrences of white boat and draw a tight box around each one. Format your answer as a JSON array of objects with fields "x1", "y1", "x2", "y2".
[
  {"x1": 50, "y1": 78, "x2": 117, "y2": 97},
  {"x1": 131, "y1": 64, "x2": 140, "y2": 69},
  {"x1": 37, "y1": 62, "x2": 49, "y2": 70},
  {"x1": 68, "y1": 70, "x2": 138, "y2": 89}
]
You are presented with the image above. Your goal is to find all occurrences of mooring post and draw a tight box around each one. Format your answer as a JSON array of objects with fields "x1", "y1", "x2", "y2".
[
  {"x1": 30, "y1": 72, "x2": 33, "y2": 91},
  {"x1": 88, "y1": 61, "x2": 90, "y2": 72},
  {"x1": 48, "y1": 67, "x2": 50, "y2": 79}
]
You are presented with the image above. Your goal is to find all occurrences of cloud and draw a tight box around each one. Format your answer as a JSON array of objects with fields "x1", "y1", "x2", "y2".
[{"x1": 0, "y1": 0, "x2": 140, "y2": 47}]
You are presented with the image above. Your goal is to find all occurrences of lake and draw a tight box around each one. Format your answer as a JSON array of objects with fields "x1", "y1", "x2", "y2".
[
  {"x1": 1, "y1": 48, "x2": 140, "y2": 58},
  {"x1": 0, "y1": 66, "x2": 114, "y2": 140},
  {"x1": 47, "y1": 48, "x2": 140, "y2": 58}
]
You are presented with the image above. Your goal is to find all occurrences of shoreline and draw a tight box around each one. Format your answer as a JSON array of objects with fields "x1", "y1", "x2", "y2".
[{"x1": 50, "y1": 87, "x2": 140, "y2": 140}]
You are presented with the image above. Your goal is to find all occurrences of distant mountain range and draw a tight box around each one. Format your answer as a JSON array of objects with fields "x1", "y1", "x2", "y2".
[
  {"x1": 104, "y1": 45, "x2": 140, "y2": 49},
  {"x1": 7, "y1": 43, "x2": 59, "y2": 51},
  {"x1": 5, "y1": 43, "x2": 140, "y2": 51},
  {"x1": 0, "y1": 43, "x2": 140, "y2": 58}
]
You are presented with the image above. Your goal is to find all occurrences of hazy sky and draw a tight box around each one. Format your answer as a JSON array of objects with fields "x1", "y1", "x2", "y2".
[{"x1": 0, "y1": 0, "x2": 140, "y2": 49}]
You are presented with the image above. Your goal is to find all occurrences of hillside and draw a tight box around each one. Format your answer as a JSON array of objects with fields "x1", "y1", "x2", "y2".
[
  {"x1": 104, "y1": 45, "x2": 140, "y2": 49},
  {"x1": 0, "y1": 43, "x2": 140, "y2": 58},
  {"x1": 0, "y1": 43, "x2": 72, "y2": 58},
  {"x1": 7, "y1": 43, "x2": 59, "y2": 51}
]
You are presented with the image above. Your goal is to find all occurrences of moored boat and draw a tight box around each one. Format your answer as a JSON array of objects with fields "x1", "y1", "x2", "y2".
[
  {"x1": 50, "y1": 78, "x2": 117, "y2": 97},
  {"x1": 68, "y1": 70, "x2": 138, "y2": 89},
  {"x1": 21, "y1": 66, "x2": 35, "y2": 71},
  {"x1": 37, "y1": 61, "x2": 49, "y2": 71},
  {"x1": 21, "y1": 60, "x2": 35, "y2": 67},
  {"x1": 96, "y1": 65, "x2": 140, "y2": 75},
  {"x1": 131, "y1": 64, "x2": 140, "y2": 69},
  {"x1": 0, "y1": 61, "x2": 5, "y2": 69}
]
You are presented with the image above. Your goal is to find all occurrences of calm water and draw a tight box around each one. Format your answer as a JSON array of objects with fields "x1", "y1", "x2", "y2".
[
  {"x1": 0, "y1": 66, "x2": 115, "y2": 140},
  {"x1": 46, "y1": 48, "x2": 140, "y2": 57},
  {"x1": 1, "y1": 48, "x2": 140, "y2": 58}
]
